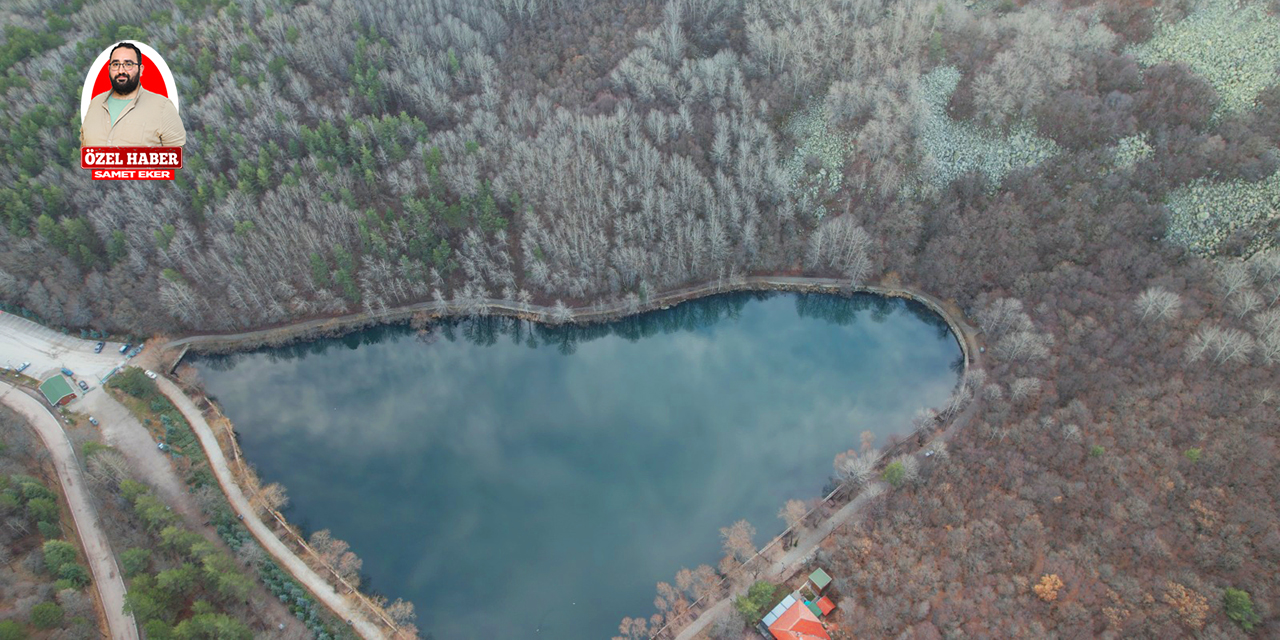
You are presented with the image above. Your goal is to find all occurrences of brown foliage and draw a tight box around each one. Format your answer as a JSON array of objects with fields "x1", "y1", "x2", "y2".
[
  {"x1": 1162, "y1": 582, "x2": 1208, "y2": 629},
  {"x1": 1033, "y1": 574, "x2": 1063, "y2": 603}
]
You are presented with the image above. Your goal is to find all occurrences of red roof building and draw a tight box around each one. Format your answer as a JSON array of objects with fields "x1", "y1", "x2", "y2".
[
  {"x1": 767, "y1": 599, "x2": 831, "y2": 640},
  {"x1": 816, "y1": 596, "x2": 836, "y2": 616}
]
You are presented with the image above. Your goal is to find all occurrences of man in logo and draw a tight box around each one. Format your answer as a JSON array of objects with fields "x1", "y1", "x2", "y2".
[{"x1": 80, "y1": 42, "x2": 186, "y2": 147}]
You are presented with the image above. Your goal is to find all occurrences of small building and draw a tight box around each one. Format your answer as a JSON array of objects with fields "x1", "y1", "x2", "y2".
[
  {"x1": 39, "y1": 376, "x2": 76, "y2": 406},
  {"x1": 815, "y1": 596, "x2": 836, "y2": 616},
  {"x1": 765, "y1": 596, "x2": 830, "y2": 640},
  {"x1": 808, "y1": 568, "x2": 832, "y2": 592}
]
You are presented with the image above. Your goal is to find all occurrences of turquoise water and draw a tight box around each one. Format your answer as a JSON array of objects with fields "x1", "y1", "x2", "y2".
[{"x1": 194, "y1": 292, "x2": 961, "y2": 638}]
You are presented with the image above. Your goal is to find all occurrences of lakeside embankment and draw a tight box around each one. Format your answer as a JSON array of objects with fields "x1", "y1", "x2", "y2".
[
  {"x1": 161, "y1": 276, "x2": 974, "y2": 370},
  {"x1": 154, "y1": 276, "x2": 981, "y2": 639}
]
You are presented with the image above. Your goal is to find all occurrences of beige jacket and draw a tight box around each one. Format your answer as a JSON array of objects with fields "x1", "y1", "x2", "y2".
[{"x1": 81, "y1": 87, "x2": 186, "y2": 147}]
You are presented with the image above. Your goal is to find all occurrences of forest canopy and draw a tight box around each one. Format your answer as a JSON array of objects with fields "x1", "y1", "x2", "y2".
[{"x1": 2, "y1": 0, "x2": 1280, "y2": 636}]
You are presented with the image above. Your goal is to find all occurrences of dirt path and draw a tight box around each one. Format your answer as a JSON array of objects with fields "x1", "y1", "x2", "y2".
[
  {"x1": 157, "y1": 275, "x2": 984, "y2": 640},
  {"x1": 71, "y1": 388, "x2": 200, "y2": 522},
  {"x1": 160, "y1": 276, "x2": 973, "y2": 362},
  {"x1": 150, "y1": 375, "x2": 388, "y2": 640},
  {"x1": 0, "y1": 381, "x2": 139, "y2": 640},
  {"x1": 668, "y1": 284, "x2": 985, "y2": 640}
]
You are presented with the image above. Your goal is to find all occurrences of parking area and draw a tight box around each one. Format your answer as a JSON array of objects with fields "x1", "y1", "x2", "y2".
[{"x1": 0, "y1": 311, "x2": 130, "y2": 384}]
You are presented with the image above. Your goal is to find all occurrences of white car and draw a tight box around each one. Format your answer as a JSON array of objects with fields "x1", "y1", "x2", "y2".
[{"x1": 144, "y1": 370, "x2": 158, "y2": 379}]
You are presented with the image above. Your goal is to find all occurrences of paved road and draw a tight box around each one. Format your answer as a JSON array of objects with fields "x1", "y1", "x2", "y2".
[
  {"x1": 0, "y1": 381, "x2": 139, "y2": 640},
  {"x1": 151, "y1": 375, "x2": 388, "y2": 640},
  {"x1": 0, "y1": 312, "x2": 130, "y2": 384}
]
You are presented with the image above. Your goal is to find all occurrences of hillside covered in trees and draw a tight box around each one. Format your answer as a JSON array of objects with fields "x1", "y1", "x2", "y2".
[{"x1": 3, "y1": 0, "x2": 1280, "y2": 636}]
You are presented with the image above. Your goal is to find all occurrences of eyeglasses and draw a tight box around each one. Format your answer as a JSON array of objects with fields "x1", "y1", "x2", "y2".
[{"x1": 109, "y1": 61, "x2": 139, "y2": 71}]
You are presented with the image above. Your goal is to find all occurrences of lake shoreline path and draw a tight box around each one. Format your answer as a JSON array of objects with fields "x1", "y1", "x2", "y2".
[
  {"x1": 0, "y1": 380, "x2": 140, "y2": 640},
  {"x1": 155, "y1": 275, "x2": 983, "y2": 640}
]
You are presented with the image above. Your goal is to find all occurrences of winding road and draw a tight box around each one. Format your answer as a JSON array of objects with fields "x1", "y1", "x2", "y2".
[{"x1": 0, "y1": 380, "x2": 139, "y2": 640}]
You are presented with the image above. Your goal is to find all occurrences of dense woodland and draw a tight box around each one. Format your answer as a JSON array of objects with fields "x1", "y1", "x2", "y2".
[
  {"x1": 0, "y1": 406, "x2": 101, "y2": 639},
  {"x1": 3, "y1": 0, "x2": 1280, "y2": 636}
]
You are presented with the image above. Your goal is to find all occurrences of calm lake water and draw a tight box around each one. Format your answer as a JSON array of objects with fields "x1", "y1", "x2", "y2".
[{"x1": 193, "y1": 292, "x2": 961, "y2": 639}]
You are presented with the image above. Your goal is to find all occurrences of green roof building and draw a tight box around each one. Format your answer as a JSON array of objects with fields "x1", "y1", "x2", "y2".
[
  {"x1": 39, "y1": 376, "x2": 76, "y2": 406},
  {"x1": 809, "y1": 568, "x2": 832, "y2": 592}
]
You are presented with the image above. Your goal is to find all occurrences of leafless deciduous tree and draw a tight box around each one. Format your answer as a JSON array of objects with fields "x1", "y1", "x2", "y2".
[
  {"x1": 86, "y1": 450, "x2": 130, "y2": 492},
  {"x1": 1010, "y1": 377, "x2": 1042, "y2": 403},
  {"x1": 1185, "y1": 325, "x2": 1255, "y2": 366},
  {"x1": 1134, "y1": 286, "x2": 1181, "y2": 324},
  {"x1": 778, "y1": 499, "x2": 809, "y2": 532},
  {"x1": 719, "y1": 519, "x2": 757, "y2": 564},
  {"x1": 835, "y1": 448, "x2": 882, "y2": 489},
  {"x1": 1216, "y1": 262, "x2": 1253, "y2": 304}
]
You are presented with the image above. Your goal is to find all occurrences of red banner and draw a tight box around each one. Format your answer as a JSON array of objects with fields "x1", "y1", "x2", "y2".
[{"x1": 81, "y1": 146, "x2": 183, "y2": 170}]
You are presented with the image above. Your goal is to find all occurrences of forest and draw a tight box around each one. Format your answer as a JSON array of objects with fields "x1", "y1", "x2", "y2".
[{"x1": 2, "y1": 0, "x2": 1280, "y2": 636}]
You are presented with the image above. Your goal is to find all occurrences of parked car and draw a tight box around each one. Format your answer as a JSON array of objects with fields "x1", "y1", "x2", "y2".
[
  {"x1": 157, "y1": 443, "x2": 168, "y2": 451},
  {"x1": 144, "y1": 370, "x2": 157, "y2": 379},
  {"x1": 78, "y1": 380, "x2": 88, "y2": 391},
  {"x1": 129, "y1": 346, "x2": 143, "y2": 357},
  {"x1": 94, "y1": 341, "x2": 104, "y2": 353},
  {"x1": 88, "y1": 417, "x2": 99, "y2": 426},
  {"x1": 61, "y1": 367, "x2": 74, "y2": 377},
  {"x1": 16, "y1": 362, "x2": 29, "y2": 373},
  {"x1": 119, "y1": 343, "x2": 130, "y2": 354}
]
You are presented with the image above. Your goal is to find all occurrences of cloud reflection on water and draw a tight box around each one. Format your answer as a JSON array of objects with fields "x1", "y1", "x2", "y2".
[{"x1": 195, "y1": 292, "x2": 961, "y2": 639}]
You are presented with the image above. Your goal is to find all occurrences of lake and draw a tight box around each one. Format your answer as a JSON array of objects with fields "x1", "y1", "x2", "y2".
[{"x1": 193, "y1": 292, "x2": 961, "y2": 638}]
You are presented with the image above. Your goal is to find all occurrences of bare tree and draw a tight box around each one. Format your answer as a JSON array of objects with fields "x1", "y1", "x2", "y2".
[
  {"x1": 778, "y1": 499, "x2": 809, "y2": 533},
  {"x1": 1135, "y1": 286, "x2": 1182, "y2": 324},
  {"x1": 386, "y1": 598, "x2": 417, "y2": 626},
  {"x1": 1217, "y1": 262, "x2": 1252, "y2": 303},
  {"x1": 1229, "y1": 289, "x2": 1263, "y2": 318},
  {"x1": 720, "y1": 519, "x2": 757, "y2": 564},
  {"x1": 86, "y1": 449, "x2": 130, "y2": 491},
  {"x1": 256, "y1": 482, "x2": 289, "y2": 516},
  {"x1": 1186, "y1": 325, "x2": 1255, "y2": 366},
  {"x1": 1010, "y1": 377, "x2": 1042, "y2": 403},
  {"x1": 835, "y1": 448, "x2": 882, "y2": 489}
]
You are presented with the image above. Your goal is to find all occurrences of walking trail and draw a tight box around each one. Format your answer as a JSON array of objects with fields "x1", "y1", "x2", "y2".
[
  {"x1": 0, "y1": 381, "x2": 139, "y2": 640},
  {"x1": 151, "y1": 375, "x2": 388, "y2": 640},
  {"x1": 157, "y1": 275, "x2": 984, "y2": 640},
  {"x1": 670, "y1": 286, "x2": 985, "y2": 640}
]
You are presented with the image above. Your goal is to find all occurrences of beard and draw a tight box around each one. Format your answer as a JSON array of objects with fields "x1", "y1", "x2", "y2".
[{"x1": 112, "y1": 72, "x2": 140, "y2": 95}]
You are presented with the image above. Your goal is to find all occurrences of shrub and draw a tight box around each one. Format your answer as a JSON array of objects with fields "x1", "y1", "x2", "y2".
[
  {"x1": 120, "y1": 548, "x2": 151, "y2": 578},
  {"x1": 42, "y1": 540, "x2": 77, "y2": 575},
  {"x1": 1224, "y1": 587, "x2": 1260, "y2": 631},
  {"x1": 882, "y1": 460, "x2": 906, "y2": 487},
  {"x1": 1184, "y1": 448, "x2": 1202, "y2": 463},
  {"x1": 733, "y1": 580, "x2": 779, "y2": 620},
  {"x1": 27, "y1": 497, "x2": 58, "y2": 524},
  {"x1": 36, "y1": 521, "x2": 61, "y2": 539},
  {"x1": 1090, "y1": 445, "x2": 1105, "y2": 457},
  {"x1": 0, "y1": 619, "x2": 25, "y2": 640},
  {"x1": 30, "y1": 602, "x2": 63, "y2": 629},
  {"x1": 58, "y1": 563, "x2": 90, "y2": 589}
]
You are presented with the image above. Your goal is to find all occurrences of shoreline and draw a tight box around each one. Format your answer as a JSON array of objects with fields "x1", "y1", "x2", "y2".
[
  {"x1": 161, "y1": 276, "x2": 975, "y2": 372},
  {"x1": 159, "y1": 276, "x2": 980, "y2": 639}
]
